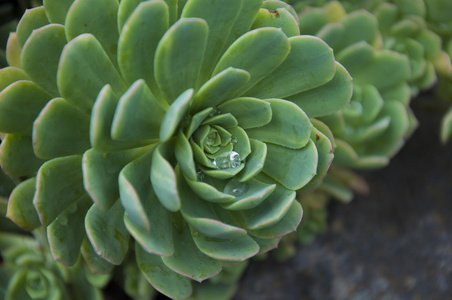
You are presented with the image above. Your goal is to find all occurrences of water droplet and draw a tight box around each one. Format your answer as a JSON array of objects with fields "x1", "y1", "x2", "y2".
[
  {"x1": 232, "y1": 183, "x2": 249, "y2": 197},
  {"x1": 209, "y1": 107, "x2": 221, "y2": 117},
  {"x1": 225, "y1": 179, "x2": 249, "y2": 197},
  {"x1": 193, "y1": 231, "x2": 199, "y2": 237},
  {"x1": 230, "y1": 136, "x2": 238, "y2": 145},
  {"x1": 229, "y1": 151, "x2": 241, "y2": 168},
  {"x1": 58, "y1": 215, "x2": 68, "y2": 226},
  {"x1": 197, "y1": 171, "x2": 205, "y2": 181},
  {"x1": 213, "y1": 151, "x2": 241, "y2": 169}
]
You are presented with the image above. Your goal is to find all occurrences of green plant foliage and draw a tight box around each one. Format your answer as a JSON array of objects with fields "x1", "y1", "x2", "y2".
[
  {"x1": 0, "y1": 0, "x2": 352, "y2": 298},
  {"x1": 0, "y1": 228, "x2": 108, "y2": 300},
  {"x1": 300, "y1": 1, "x2": 417, "y2": 171}
]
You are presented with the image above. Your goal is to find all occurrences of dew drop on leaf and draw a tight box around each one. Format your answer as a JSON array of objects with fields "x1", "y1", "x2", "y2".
[{"x1": 213, "y1": 151, "x2": 241, "y2": 169}]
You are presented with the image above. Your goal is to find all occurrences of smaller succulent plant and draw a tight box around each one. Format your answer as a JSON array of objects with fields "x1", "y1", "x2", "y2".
[
  {"x1": 370, "y1": 0, "x2": 451, "y2": 95},
  {"x1": 422, "y1": 0, "x2": 452, "y2": 143},
  {"x1": 300, "y1": 1, "x2": 417, "y2": 170},
  {"x1": 0, "y1": 227, "x2": 109, "y2": 300}
]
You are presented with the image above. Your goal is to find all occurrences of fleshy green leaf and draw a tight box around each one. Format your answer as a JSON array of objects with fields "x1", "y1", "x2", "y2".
[
  {"x1": 57, "y1": 34, "x2": 126, "y2": 112},
  {"x1": 365, "y1": 101, "x2": 409, "y2": 157},
  {"x1": 16, "y1": 6, "x2": 49, "y2": 49},
  {"x1": 85, "y1": 201, "x2": 130, "y2": 265},
  {"x1": 246, "y1": 99, "x2": 312, "y2": 149},
  {"x1": 262, "y1": 140, "x2": 318, "y2": 190},
  {"x1": 175, "y1": 130, "x2": 197, "y2": 181},
  {"x1": 6, "y1": 33, "x2": 22, "y2": 68},
  {"x1": 33, "y1": 98, "x2": 91, "y2": 159},
  {"x1": 221, "y1": 0, "x2": 263, "y2": 53},
  {"x1": 124, "y1": 197, "x2": 174, "y2": 257},
  {"x1": 300, "y1": 124, "x2": 334, "y2": 191},
  {"x1": 181, "y1": 0, "x2": 242, "y2": 83},
  {"x1": 117, "y1": 0, "x2": 148, "y2": 31},
  {"x1": 0, "y1": 67, "x2": 29, "y2": 91},
  {"x1": 251, "y1": 8, "x2": 300, "y2": 37},
  {"x1": 90, "y1": 85, "x2": 149, "y2": 152},
  {"x1": 155, "y1": 17, "x2": 208, "y2": 103},
  {"x1": 200, "y1": 163, "x2": 245, "y2": 180},
  {"x1": 43, "y1": 0, "x2": 74, "y2": 24},
  {"x1": 65, "y1": 0, "x2": 119, "y2": 66},
  {"x1": 179, "y1": 173, "x2": 245, "y2": 239},
  {"x1": 150, "y1": 141, "x2": 180, "y2": 212},
  {"x1": 0, "y1": 134, "x2": 46, "y2": 179},
  {"x1": 0, "y1": 80, "x2": 50, "y2": 134},
  {"x1": 21, "y1": 24, "x2": 67, "y2": 97},
  {"x1": 240, "y1": 184, "x2": 295, "y2": 230},
  {"x1": 118, "y1": 0, "x2": 169, "y2": 102},
  {"x1": 185, "y1": 107, "x2": 213, "y2": 138},
  {"x1": 235, "y1": 139, "x2": 267, "y2": 182},
  {"x1": 248, "y1": 35, "x2": 336, "y2": 99},
  {"x1": 287, "y1": 61, "x2": 352, "y2": 117},
  {"x1": 47, "y1": 195, "x2": 92, "y2": 266},
  {"x1": 333, "y1": 10, "x2": 380, "y2": 52},
  {"x1": 136, "y1": 244, "x2": 192, "y2": 299},
  {"x1": 83, "y1": 147, "x2": 147, "y2": 211},
  {"x1": 248, "y1": 200, "x2": 302, "y2": 238},
  {"x1": 80, "y1": 237, "x2": 114, "y2": 274},
  {"x1": 441, "y1": 107, "x2": 452, "y2": 144},
  {"x1": 112, "y1": 79, "x2": 166, "y2": 141},
  {"x1": 191, "y1": 229, "x2": 259, "y2": 261},
  {"x1": 218, "y1": 97, "x2": 271, "y2": 129},
  {"x1": 161, "y1": 216, "x2": 222, "y2": 282},
  {"x1": 213, "y1": 27, "x2": 290, "y2": 94},
  {"x1": 202, "y1": 113, "x2": 238, "y2": 129},
  {"x1": 160, "y1": 89, "x2": 193, "y2": 142},
  {"x1": 119, "y1": 150, "x2": 154, "y2": 232},
  {"x1": 33, "y1": 155, "x2": 85, "y2": 226},
  {"x1": 190, "y1": 68, "x2": 250, "y2": 113},
  {"x1": 185, "y1": 177, "x2": 235, "y2": 204},
  {"x1": 228, "y1": 126, "x2": 251, "y2": 159},
  {"x1": 331, "y1": 139, "x2": 359, "y2": 167},
  {"x1": 6, "y1": 178, "x2": 40, "y2": 230},
  {"x1": 340, "y1": 47, "x2": 410, "y2": 90},
  {"x1": 222, "y1": 179, "x2": 275, "y2": 210}
]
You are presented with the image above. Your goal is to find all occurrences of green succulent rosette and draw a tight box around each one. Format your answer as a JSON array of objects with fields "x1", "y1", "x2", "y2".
[
  {"x1": 422, "y1": 0, "x2": 452, "y2": 143},
  {"x1": 300, "y1": 2, "x2": 417, "y2": 171},
  {"x1": 286, "y1": 2, "x2": 417, "y2": 241},
  {"x1": 0, "y1": 228, "x2": 109, "y2": 300},
  {"x1": 0, "y1": 0, "x2": 352, "y2": 298},
  {"x1": 369, "y1": 0, "x2": 451, "y2": 95}
]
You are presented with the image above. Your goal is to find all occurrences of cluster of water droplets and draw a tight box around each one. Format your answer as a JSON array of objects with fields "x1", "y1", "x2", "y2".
[{"x1": 213, "y1": 151, "x2": 241, "y2": 169}]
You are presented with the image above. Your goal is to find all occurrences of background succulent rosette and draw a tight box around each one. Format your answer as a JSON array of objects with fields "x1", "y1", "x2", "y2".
[
  {"x1": 421, "y1": 0, "x2": 452, "y2": 143},
  {"x1": 0, "y1": 0, "x2": 352, "y2": 298},
  {"x1": 278, "y1": 1, "x2": 418, "y2": 244}
]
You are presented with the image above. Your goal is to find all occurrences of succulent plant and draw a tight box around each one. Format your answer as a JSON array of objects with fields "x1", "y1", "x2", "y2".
[
  {"x1": 0, "y1": 227, "x2": 109, "y2": 300},
  {"x1": 422, "y1": 0, "x2": 452, "y2": 143},
  {"x1": 300, "y1": 1, "x2": 417, "y2": 171},
  {"x1": 279, "y1": 1, "x2": 418, "y2": 243},
  {"x1": 0, "y1": 0, "x2": 352, "y2": 298}
]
